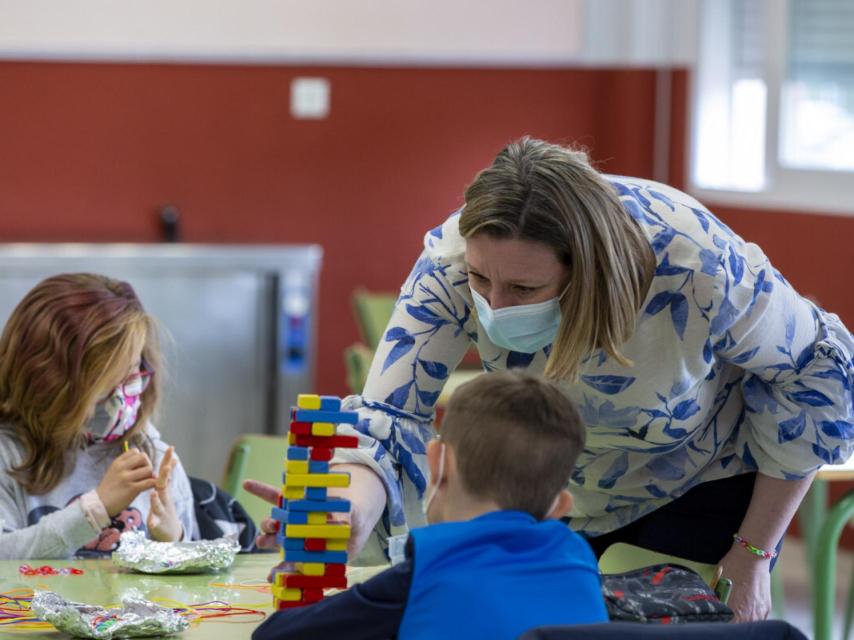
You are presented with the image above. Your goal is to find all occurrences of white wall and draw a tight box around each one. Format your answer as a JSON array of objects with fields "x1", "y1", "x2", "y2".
[{"x1": 0, "y1": 0, "x2": 699, "y2": 66}]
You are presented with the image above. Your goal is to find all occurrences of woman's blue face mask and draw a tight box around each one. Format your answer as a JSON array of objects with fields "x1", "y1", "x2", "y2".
[{"x1": 471, "y1": 285, "x2": 568, "y2": 354}]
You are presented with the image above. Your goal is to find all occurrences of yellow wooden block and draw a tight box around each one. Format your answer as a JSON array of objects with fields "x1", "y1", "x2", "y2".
[
  {"x1": 311, "y1": 422, "x2": 335, "y2": 436},
  {"x1": 286, "y1": 460, "x2": 309, "y2": 474},
  {"x1": 283, "y1": 486, "x2": 305, "y2": 499},
  {"x1": 272, "y1": 585, "x2": 302, "y2": 601},
  {"x1": 286, "y1": 523, "x2": 351, "y2": 539},
  {"x1": 284, "y1": 472, "x2": 349, "y2": 488},
  {"x1": 298, "y1": 563, "x2": 325, "y2": 576},
  {"x1": 307, "y1": 512, "x2": 327, "y2": 525},
  {"x1": 327, "y1": 539, "x2": 348, "y2": 551},
  {"x1": 297, "y1": 394, "x2": 321, "y2": 410},
  {"x1": 288, "y1": 432, "x2": 298, "y2": 446}
]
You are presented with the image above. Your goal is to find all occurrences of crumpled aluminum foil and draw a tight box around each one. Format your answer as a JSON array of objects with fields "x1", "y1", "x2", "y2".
[
  {"x1": 112, "y1": 530, "x2": 240, "y2": 574},
  {"x1": 31, "y1": 590, "x2": 188, "y2": 638}
]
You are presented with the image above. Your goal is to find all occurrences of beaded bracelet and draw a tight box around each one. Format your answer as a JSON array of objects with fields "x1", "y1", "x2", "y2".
[{"x1": 733, "y1": 533, "x2": 778, "y2": 560}]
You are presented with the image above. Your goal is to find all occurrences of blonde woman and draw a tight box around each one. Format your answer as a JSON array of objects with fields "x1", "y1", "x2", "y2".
[
  {"x1": 247, "y1": 138, "x2": 854, "y2": 621},
  {"x1": 0, "y1": 273, "x2": 197, "y2": 558}
]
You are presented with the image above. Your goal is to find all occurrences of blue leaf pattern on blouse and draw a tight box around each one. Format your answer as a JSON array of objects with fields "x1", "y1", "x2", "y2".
[{"x1": 329, "y1": 176, "x2": 854, "y2": 541}]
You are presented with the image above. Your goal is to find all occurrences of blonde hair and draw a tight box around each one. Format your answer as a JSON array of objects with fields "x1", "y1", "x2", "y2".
[
  {"x1": 459, "y1": 137, "x2": 654, "y2": 381},
  {"x1": 0, "y1": 273, "x2": 162, "y2": 494},
  {"x1": 441, "y1": 370, "x2": 585, "y2": 520}
]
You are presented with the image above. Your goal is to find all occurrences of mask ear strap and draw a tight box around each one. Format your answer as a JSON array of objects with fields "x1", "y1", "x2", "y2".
[{"x1": 545, "y1": 491, "x2": 562, "y2": 518}]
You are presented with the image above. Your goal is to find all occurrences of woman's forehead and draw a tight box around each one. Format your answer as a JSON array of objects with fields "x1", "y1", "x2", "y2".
[{"x1": 465, "y1": 234, "x2": 564, "y2": 277}]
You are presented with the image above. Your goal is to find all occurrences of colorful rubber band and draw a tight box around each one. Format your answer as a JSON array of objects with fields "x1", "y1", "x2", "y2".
[{"x1": 733, "y1": 533, "x2": 777, "y2": 560}]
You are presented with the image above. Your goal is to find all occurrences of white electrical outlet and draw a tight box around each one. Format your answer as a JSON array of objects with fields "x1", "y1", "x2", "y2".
[{"x1": 290, "y1": 77, "x2": 330, "y2": 120}]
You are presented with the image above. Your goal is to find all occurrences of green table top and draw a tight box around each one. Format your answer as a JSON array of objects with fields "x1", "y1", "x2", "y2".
[{"x1": 0, "y1": 555, "x2": 386, "y2": 639}]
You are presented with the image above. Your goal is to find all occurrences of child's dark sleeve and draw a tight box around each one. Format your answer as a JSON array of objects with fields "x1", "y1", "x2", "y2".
[{"x1": 252, "y1": 558, "x2": 413, "y2": 640}]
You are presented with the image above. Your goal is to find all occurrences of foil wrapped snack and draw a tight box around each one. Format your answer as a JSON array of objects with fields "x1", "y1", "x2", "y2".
[
  {"x1": 112, "y1": 530, "x2": 240, "y2": 574},
  {"x1": 31, "y1": 590, "x2": 188, "y2": 638}
]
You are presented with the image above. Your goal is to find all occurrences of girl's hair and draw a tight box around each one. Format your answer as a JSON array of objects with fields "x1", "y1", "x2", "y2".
[
  {"x1": 0, "y1": 273, "x2": 162, "y2": 494},
  {"x1": 459, "y1": 137, "x2": 654, "y2": 381}
]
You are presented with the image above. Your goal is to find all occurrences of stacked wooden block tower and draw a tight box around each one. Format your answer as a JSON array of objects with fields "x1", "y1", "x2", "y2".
[{"x1": 271, "y1": 393, "x2": 359, "y2": 609}]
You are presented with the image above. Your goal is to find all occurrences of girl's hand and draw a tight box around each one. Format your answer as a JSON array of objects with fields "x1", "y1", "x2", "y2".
[
  {"x1": 96, "y1": 449, "x2": 157, "y2": 516},
  {"x1": 716, "y1": 545, "x2": 772, "y2": 622},
  {"x1": 147, "y1": 447, "x2": 182, "y2": 541}
]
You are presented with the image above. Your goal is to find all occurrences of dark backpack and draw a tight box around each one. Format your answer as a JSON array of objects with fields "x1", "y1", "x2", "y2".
[{"x1": 189, "y1": 477, "x2": 259, "y2": 553}]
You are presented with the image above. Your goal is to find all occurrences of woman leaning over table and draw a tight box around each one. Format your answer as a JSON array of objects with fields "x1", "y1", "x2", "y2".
[{"x1": 246, "y1": 138, "x2": 854, "y2": 621}]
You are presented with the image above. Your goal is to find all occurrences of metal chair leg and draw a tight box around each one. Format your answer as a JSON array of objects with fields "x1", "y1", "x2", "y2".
[{"x1": 814, "y1": 489, "x2": 854, "y2": 640}]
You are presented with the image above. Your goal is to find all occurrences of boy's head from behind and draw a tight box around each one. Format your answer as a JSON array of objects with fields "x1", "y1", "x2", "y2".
[{"x1": 425, "y1": 370, "x2": 585, "y2": 524}]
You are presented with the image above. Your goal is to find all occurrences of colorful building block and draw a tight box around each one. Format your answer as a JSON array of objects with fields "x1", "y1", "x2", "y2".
[
  {"x1": 305, "y1": 538, "x2": 327, "y2": 551},
  {"x1": 324, "y1": 564, "x2": 347, "y2": 577},
  {"x1": 285, "y1": 524, "x2": 351, "y2": 539},
  {"x1": 282, "y1": 574, "x2": 348, "y2": 590},
  {"x1": 272, "y1": 508, "x2": 308, "y2": 524},
  {"x1": 287, "y1": 446, "x2": 309, "y2": 460},
  {"x1": 305, "y1": 487, "x2": 328, "y2": 500},
  {"x1": 292, "y1": 434, "x2": 360, "y2": 449},
  {"x1": 293, "y1": 409, "x2": 358, "y2": 425},
  {"x1": 297, "y1": 394, "x2": 321, "y2": 410},
  {"x1": 286, "y1": 460, "x2": 309, "y2": 474},
  {"x1": 297, "y1": 562, "x2": 326, "y2": 576},
  {"x1": 311, "y1": 422, "x2": 336, "y2": 436},
  {"x1": 283, "y1": 486, "x2": 306, "y2": 499},
  {"x1": 327, "y1": 539, "x2": 348, "y2": 551},
  {"x1": 286, "y1": 498, "x2": 351, "y2": 513},
  {"x1": 319, "y1": 396, "x2": 341, "y2": 411},
  {"x1": 283, "y1": 549, "x2": 348, "y2": 564},
  {"x1": 310, "y1": 447, "x2": 334, "y2": 461},
  {"x1": 272, "y1": 586, "x2": 303, "y2": 602},
  {"x1": 308, "y1": 461, "x2": 329, "y2": 473},
  {"x1": 289, "y1": 422, "x2": 313, "y2": 435},
  {"x1": 307, "y1": 512, "x2": 327, "y2": 525},
  {"x1": 282, "y1": 472, "x2": 350, "y2": 488}
]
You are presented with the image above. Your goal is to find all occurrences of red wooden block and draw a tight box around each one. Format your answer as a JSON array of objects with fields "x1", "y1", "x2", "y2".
[
  {"x1": 305, "y1": 538, "x2": 327, "y2": 551},
  {"x1": 310, "y1": 447, "x2": 334, "y2": 461},
  {"x1": 324, "y1": 563, "x2": 346, "y2": 577},
  {"x1": 293, "y1": 434, "x2": 359, "y2": 449},
  {"x1": 273, "y1": 520, "x2": 281, "y2": 534},
  {"x1": 277, "y1": 494, "x2": 284, "y2": 508},
  {"x1": 284, "y1": 574, "x2": 348, "y2": 590},
  {"x1": 290, "y1": 421, "x2": 312, "y2": 435},
  {"x1": 302, "y1": 589, "x2": 324, "y2": 602}
]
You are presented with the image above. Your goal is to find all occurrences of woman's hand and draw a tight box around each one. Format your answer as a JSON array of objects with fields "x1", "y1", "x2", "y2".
[
  {"x1": 147, "y1": 447, "x2": 183, "y2": 541},
  {"x1": 243, "y1": 463, "x2": 387, "y2": 558},
  {"x1": 716, "y1": 545, "x2": 772, "y2": 622},
  {"x1": 96, "y1": 448, "x2": 157, "y2": 516}
]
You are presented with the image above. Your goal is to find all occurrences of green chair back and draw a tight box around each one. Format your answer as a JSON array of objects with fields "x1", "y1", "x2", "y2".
[
  {"x1": 222, "y1": 434, "x2": 287, "y2": 527},
  {"x1": 344, "y1": 343, "x2": 374, "y2": 396},
  {"x1": 352, "y1": 289, "x2": 397, "y2": 350}
]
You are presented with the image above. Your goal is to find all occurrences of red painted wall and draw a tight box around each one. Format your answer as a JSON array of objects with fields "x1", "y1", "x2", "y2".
[
  {"x1": 1, "y1": 61, "x2": 851, "y2": 544},
  {"x1": 0, "y1": 62, "x2": 657, "y2": 394}
]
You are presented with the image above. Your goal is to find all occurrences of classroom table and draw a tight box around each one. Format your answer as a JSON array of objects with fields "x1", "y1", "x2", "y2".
[{"x1": 0, "y1": 554, "x2": 386, "y2": 638}]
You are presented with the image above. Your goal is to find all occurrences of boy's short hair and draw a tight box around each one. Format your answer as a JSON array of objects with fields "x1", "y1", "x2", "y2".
[{"x1": 440, "y1": 370, "x2": 585, "y2": 520}]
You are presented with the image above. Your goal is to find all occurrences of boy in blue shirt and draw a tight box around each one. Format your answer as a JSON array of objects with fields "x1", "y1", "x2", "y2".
[{"x1": 253, "y1": 371, "x2": 608, "y2": 640}]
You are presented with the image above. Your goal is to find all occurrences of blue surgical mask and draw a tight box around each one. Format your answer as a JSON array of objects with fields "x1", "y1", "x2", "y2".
[{"x1": 471, "y1": 287, "x2": 565, "y2": 354}]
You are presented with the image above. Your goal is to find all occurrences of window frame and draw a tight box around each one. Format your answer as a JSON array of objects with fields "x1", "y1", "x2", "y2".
[{"x1": 688, "y1": 0, "x2": 854, "y2": 216}]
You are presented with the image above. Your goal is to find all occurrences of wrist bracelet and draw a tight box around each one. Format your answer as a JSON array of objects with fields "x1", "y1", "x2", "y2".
[{"x1": 733, "y1": 533, "x2": 777, "y2": 560}]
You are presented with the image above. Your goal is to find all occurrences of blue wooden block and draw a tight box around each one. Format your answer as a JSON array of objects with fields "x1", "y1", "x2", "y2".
[
  {"x1": 306, "y1": 487, "x2": 327, "y2": 500},
  {"x1": 284, "y1": 537, "x2": 307, "y2": 550},
  {"x1": 287, "y1": 498, "x2": 351, "y2": 513},
  {"x1": 293, "y1": 409, "x2": 358, "y2": 425},
  {"x1": 320, "y1": 396, "x2": 341, "y2": 411},
  {"x1": 287, "y1": 447, "x2": 309, "y2": 461},
  {"x1": 308, "y1": 461, "x2": 329, "y2": 473},
  {"x1": 283, "y1": 549, "x2": 349, "y2": 564},
  {"x1": 271, "y1": 507, "x2": 308, "y2": 524}
]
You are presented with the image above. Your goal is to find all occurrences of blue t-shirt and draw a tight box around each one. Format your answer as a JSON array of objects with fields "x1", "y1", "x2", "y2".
[{"x1": 399, "y1": 510, "x2": 608, "y2": 639}]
